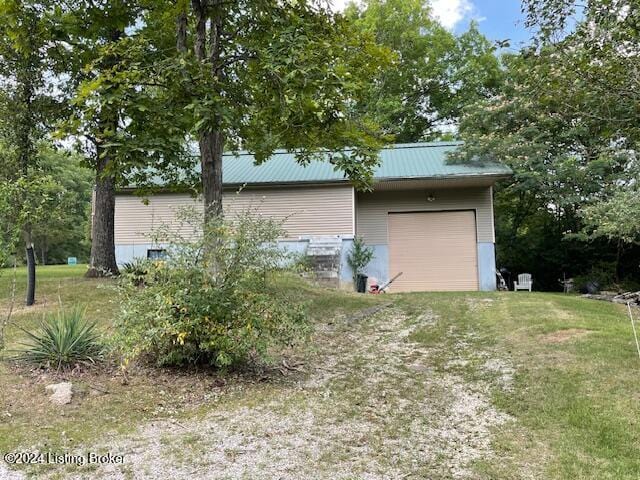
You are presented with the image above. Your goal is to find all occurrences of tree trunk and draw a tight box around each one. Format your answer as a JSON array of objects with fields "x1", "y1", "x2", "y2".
[
  {"x1": 16, "y1": 50, "x2": 37, "y2": 306},
  {"x1": 86, "y1": 151, "x2": 119, "y2": 277},
  {"x1": 199, "y1": 131, "x2": 224, "y2": 220},
  {"x1": 25, "y1": 238, "x2": 36, "y2": 306},
  {"x1": 176, "y1": 10, "x2": 187, "y2": 53},
  {"x1": 192, "y1": 0, "x2": 207, "y2": 59},
  {"x1": 86, "y1": 27, "x2": 122, "y2": 278},
  {"x1": 191, "y1": 0, "x2": 226, "y2": 224}
]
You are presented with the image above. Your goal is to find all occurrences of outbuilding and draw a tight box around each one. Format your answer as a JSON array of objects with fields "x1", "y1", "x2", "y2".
[{"x1": 113, "y1": 142, "x2": 511, "y2": 291}]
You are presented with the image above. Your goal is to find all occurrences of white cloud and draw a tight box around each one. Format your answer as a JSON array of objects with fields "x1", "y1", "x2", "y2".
[
  {"x1": 430, "y1": 0, "x2": 474, "y2": 30},
  {"x1": 329, "y1": 0, "x2": 356, "y2": 12},
  {"x1": 330, "y1": 0, "x2": 477, "y2": 31}
]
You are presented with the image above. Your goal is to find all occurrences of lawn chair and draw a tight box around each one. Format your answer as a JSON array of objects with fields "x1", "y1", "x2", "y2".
[{"x1": 514, "y1": 273, "x2": 533, "y2": 292}]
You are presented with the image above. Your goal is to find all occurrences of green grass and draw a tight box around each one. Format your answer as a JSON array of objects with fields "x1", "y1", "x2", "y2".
[
  {"x1": 0, "y1": 265, "x2": 382, "y2": 461},
  {"x1": 0, "y1": 264, "x2": 115, "y2": 345},
  {"x1": 0, "y1": 265, "x2": 123, "y2": 458},
  {"x1": 396, "y1": 291, "x2": 640, "y2": 479},
  {"x1": 0, "y1": 264, "x2": 89, "y2": 292},
  {"x1": 1, "y1": 267, "x2": 639, "y2": 478}
]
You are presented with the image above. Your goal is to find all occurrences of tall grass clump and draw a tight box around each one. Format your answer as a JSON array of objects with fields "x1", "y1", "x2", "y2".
[
  {"x1": 14, "y1": 308, "x2": 104, "y2": 370},
  {"x1": 113, "y1": 208, "x2": 308, "y2": 368}
]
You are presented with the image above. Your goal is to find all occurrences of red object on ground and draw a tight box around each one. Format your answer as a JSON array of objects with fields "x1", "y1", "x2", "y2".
[{"x1": 370, "y1": 272, "x2": 403, "y2": 294}]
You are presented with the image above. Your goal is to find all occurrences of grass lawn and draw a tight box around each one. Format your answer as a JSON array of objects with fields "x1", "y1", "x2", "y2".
[{"x1": 1, "y1": 266, "x2": 639, "y2": 479}]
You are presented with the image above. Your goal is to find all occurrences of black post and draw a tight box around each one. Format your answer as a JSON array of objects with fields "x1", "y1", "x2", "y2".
[{"x1": 26, "y1": 244, "x2": 36, "y2": 306}]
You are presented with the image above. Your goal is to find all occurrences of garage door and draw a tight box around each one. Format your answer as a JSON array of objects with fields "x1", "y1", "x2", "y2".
[{"x1": 388, "y1": 210, "x2": 478, "y2": 292}]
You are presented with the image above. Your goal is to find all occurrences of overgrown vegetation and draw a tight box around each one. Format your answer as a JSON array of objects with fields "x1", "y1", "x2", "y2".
[
  {"x1": 120, "y1": 258, "x2": 150, "y2": 286},
  {"x1": 13, "y1": 307, "x2": 104, "y2": 370},
  {"x1": 113, "y1": 212, "x2": 308, "y2": 368}
]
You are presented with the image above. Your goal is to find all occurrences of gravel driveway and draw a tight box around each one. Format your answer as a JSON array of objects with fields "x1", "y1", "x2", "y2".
[{"x1": 11, "y1": 303, "x2": 511, "y2": 479}]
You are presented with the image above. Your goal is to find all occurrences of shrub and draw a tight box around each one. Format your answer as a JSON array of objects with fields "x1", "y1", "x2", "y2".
[
  {"x1": 14, "y1": 308, "x2": 104, "y2": 370},
  {"x1": 113, "y1": 210, "x2": 308, "y2": 368},
  {"x1": 573, "y1": 261, "x2": 617, "y2": 293},
  {"x1": 347, "y1": 236, "x2": 374, "y2": 285},
  {"x1": 121, "y1": 258, "x2": 151, "y2": 286}
]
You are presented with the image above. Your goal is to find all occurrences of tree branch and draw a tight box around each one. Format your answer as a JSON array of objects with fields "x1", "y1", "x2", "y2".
[{"x1": 191, "y1": 0, "x2": 207, "y2": 60}]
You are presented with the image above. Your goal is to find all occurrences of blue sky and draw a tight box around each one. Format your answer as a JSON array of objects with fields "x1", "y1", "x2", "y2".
[
  {"x1": 450, "y1": 1, "x2": 534, "y2": 50},
  {"x1": 333, "y1": 0, "x2": 535, "y2": 50}
]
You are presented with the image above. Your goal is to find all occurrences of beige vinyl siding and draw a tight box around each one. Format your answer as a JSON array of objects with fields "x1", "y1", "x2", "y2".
[
  {"x1": 356, "y1": 187, "x2": 494, "y2": 244},
  {"x1": 114, "y1": 185, "x2": 354, "y2": 244},
  {"x1": 388, "y1": 211, "x2": 479, "y2": 292},
  {"x1": 223, "y1": 185, "x2": 354, "y2": 238},
  {"x1": 114, "y1": 194, "x2": 202, "y2": 244}
]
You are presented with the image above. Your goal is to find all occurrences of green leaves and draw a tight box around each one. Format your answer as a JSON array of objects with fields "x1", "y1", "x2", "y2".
[
  {"x1": 113, "y1": 210, "x2": 308, "y2": 368},
  {"x1": 231, "y1": 5, "x2": 389, "y2": 186},
  {"x1": 453, "y1": 1, "x2": 640, "y2": 287},
  {"x1": 13, "y1": 307, "x2": 104, "y2": 370},
  {"x1": 347, "y1": 236, "x2": 374, "y2": 284},
  {"x1": 64, "y1": 1, "x2": 391, "y2": 192},
  {"x1": 345, "y1": 0, "x2": 501, "y2": 142},
  {"x1": 582, "y1": 181, "x2": 640, "y2": 244}
]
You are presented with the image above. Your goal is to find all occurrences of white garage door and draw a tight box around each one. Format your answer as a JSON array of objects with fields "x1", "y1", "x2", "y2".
[{"x1": 388, "y1": 210, "x2": 479, "y2": 292}]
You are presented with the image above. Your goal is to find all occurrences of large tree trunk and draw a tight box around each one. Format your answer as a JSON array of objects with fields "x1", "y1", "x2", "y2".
[
  {"x1": 191, "y1": 0, "x2": 225, "y2": 224},
  {"x1": 86, "y1": 27, "x2": 122, "y2": 278},
  {"x1": 199, "y1": 131, "x2": 224, "y2": 219},
  {"x1": 86, "y1": 151, "x2": 119, "y2": 277}
]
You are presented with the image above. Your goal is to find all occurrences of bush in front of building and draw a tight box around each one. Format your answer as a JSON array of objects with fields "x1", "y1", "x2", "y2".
[
  {"x1": 347, "y1": 236, "x2": 374, "y2": 288},
  {"x1": 113, "y1": 210, "x2": 307, "y2": 368}
]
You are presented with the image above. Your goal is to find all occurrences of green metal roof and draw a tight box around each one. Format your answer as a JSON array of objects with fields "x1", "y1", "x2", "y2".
[
  {"x1": 220, "y1": 142, "x2": 511, "y2": 185},
  {"x1": 125, "y1": 142, "x2": 511, "y2": 189}
]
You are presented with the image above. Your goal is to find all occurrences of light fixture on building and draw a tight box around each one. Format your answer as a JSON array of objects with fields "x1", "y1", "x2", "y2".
[{"x1": 426, "y1": 192, "x2": 436, "y2": 202}]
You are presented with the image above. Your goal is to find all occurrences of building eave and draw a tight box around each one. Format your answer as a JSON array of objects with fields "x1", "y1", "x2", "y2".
[{"x1": 115, "y1": 171, "x2": 513, "y2": 194}]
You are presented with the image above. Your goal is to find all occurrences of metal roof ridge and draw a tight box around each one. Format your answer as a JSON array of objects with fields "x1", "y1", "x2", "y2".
[
  {"x1": 220, "y1": 141, "x2": 465, "y2": 158},
  {"x1": 374, "y1": 171, "x2": 512, "y2": 182}
]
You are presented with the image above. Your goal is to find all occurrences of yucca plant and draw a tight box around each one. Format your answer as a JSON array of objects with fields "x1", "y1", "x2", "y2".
[
  {"x1": 121, "y1": 258, "x2": 150, "y2": 286},
  {"x1": 14, "y1": 308, "x2": 104, "y2": 370}
]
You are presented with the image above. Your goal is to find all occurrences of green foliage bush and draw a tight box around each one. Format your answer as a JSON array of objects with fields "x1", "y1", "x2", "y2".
[
  {"x1": 114, "y1": 210, "x2": 308, "y2": 368},
  {"x1": 573, "y1": 262, "x2": 614, "y2": 289},
  {"x1": 121, "y1": 258, "x2": 150, "y2": 286},
  {"x1": 347, "y1": 236, "x2": 374, "y2": 285},
  {"x1": 14, "y1": 308, "x2": 104, "y2": 370}
]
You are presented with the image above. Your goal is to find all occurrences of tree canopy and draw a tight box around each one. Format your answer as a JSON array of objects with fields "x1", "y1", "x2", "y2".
[
  {"x1": 345, "y1": 0, "x2": 502, "y2": 142},
  {"x1": 454, "y1": 0, "x2": 640, "y2": 289}
]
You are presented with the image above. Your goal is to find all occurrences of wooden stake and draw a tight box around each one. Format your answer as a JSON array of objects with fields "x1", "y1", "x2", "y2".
[{"x1": 628, "y1": 302, "x2": 640, "y2": 361}]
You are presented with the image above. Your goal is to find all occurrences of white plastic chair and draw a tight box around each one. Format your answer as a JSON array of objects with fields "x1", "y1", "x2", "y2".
[{"x1": 514, "y1": 273, "x2": 533, "y2": 292}]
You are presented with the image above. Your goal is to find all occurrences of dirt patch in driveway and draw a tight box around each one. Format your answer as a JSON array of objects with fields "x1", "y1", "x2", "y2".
[
  {"x1": 538, "y1": 328, "x2": 592, "y2": 343},
  {"x1": 0, "y1": 464, "x2": 25, "y2": 480}
]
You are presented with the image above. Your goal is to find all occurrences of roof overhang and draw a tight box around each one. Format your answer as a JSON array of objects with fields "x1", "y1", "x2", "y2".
[
  {"x1": 116, "y1": 173, "x2": 511, "y2": 194},
  {"x1": 372, "y1": 173, "x2": 512, "y2": 191}
]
